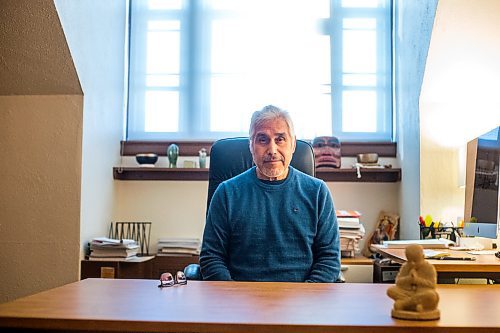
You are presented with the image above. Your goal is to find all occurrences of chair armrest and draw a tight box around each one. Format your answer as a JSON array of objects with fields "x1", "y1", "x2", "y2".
[{"x1": 184, "y1": 263, "x2": 202, "y2": 280}]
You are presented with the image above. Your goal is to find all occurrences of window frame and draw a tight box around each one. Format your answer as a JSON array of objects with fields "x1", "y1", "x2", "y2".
[
  {"x1": 126, "y1": 0, "x2": 394, "y2": 142},
  {"x1": 330, "y1": 0, "x2": 393, "y2": 141}
]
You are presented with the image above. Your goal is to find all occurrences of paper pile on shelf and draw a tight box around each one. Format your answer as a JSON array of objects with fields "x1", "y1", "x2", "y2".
[
  {"x1": 89, "y1": 237, "x2": 140, "y2": 260},
  {"x1": 157, "y1": 238, "x2": 201, "y2": 255},
  {"x1": 336, "y1": 210, "x2": 366, "y2": 257}
]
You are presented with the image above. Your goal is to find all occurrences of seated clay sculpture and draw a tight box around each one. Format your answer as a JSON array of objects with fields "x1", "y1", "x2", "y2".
[{"x1": 387, "y1": 244, "x2": 440, "y2": 320}]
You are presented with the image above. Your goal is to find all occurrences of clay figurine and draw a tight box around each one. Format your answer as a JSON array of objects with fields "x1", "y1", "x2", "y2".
[{"x1": 386, "y1": 244, "x2": 440, "y2": 320}]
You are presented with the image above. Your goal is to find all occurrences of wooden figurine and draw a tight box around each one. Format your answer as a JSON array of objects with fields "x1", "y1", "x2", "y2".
[
  {"x1": 312, "y1": 136, "x2": 341, "y2": 168},
  {"x1": 386, "y1": 244, "x2": 440, "y2": 320},
  {"x1": 362, "y1": 211, "x2": 399, "y2": 257}
]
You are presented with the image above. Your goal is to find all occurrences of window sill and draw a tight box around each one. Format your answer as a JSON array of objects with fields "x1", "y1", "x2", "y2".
[{"x1": 113, "y1": 167, "x2": 401, "y2": 182}]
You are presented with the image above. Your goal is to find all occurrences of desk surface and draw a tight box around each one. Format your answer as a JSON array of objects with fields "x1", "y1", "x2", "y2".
[
  {"x1": 1, "y1": 279, "x2": 500, "y2": 333},
  {"x1": 376, "y1": 248, "x2": 500, "y2": 273}
]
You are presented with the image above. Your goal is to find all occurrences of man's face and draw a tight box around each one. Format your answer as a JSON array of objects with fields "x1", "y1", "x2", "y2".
[{"x1": 250, "y1": 118, "x2": 296, "y2": 181}]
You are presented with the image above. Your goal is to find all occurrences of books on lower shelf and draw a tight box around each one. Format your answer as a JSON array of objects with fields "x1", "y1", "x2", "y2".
[
  {"x1": 336, "y1": 210, "x2": 362, "y2": 218},
  {"x1": 88, "y1": 256, "x2": 154, "y2": 262},
  {"x1": 158, "y1": 238, "x2": 201, "y2": 255},
  {"x1": 159, "y1": 247, "x2": 200, "y2": 255},
  {"x1": 90, "y1": 247, "x2": 139, "y2": 258},
  {"x1": 337, "y1": 210, "x2": 365, "y2": 257},
  {"x1": 340, "y1": 224, "x2": 365, "y2": 257},
  {"x1": 89, "y1": 237, "x2": 140, "y2": 260},
  {"x1": 91, "y1": 237, "x2": 137, "y2": 246},
  {"x1": 338, "y1": 217, "x2": 361, "y2": 228}
]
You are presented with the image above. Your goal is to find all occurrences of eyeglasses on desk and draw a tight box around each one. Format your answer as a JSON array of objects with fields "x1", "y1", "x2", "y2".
[{"x1": 158, "y1": 271, "x2": 187, "y2": 288}]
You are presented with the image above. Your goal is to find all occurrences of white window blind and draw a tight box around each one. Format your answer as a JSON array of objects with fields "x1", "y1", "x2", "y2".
[{"x1": 127, "y1": 0, "x2": 392, "y2": 141}]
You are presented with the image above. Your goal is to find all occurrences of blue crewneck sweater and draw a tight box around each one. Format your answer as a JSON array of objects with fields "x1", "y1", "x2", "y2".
[{"x1": 200, "y1": 166, "x2": 340, "y2": 282}]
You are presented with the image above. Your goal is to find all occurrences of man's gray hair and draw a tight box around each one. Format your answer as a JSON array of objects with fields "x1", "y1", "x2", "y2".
[{"x1": 249, "y1": 105, "x2": 295, "y2": 140}]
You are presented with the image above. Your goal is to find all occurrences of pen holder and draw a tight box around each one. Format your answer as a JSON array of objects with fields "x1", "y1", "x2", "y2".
[
  {"x1": 420, "y1": 225, "x2": 436, "y2": 239},
  {"x1": 420, "y1": 224, "x2": 462, "y2": 242}
]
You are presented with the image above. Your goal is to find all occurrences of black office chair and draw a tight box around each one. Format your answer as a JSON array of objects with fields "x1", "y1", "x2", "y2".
[
  {"x1": 206, "y1": 137, "x2": 315, "y2": 211},
  {"x1": 184, "y1": 137, "x2": 344, "y2": 282}
]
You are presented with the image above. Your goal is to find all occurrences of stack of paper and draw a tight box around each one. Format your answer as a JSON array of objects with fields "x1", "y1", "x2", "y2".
[
  {"x1": 336, "y1": 210, "x2": 365, "y2": 257},
  {"x1": 89, "y1": 237, "x2": 139, "y2": 260},
  {"x1": 382, "y1": 238, "x2": 454, "y2": 249},
  {"x1": 157, "y1": 238, "x2": 201, "y2": 255},
  {"x1": 423, "y1": 249, "x2": 450, "y2": 258}
]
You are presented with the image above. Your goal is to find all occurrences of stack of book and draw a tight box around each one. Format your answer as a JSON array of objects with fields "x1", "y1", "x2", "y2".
[
  {"x1": 336, "y1": 210, "x2": 366, "y2": 257},
  {"x1": 157, "y1": 238, "x2": 201, "y2": 255},
  {"x1": 89, "y1": 237, "x2": 139, "y2": 261}
]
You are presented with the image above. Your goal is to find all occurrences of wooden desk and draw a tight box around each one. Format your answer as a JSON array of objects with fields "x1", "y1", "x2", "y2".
[
  {"x1": 341, "y1": 255, "x2": 374, "y2": 265},
  {"x1": 376, "y1": 247, "x2": 500, "y2": 283},
  {"x1": 1, "y1": 279, "x2": 499, "y2": 333}
]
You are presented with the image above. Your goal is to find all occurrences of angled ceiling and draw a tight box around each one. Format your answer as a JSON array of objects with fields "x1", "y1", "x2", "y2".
[{"x1": 0, "y1": 0, "x2": 82, "y2": 95}]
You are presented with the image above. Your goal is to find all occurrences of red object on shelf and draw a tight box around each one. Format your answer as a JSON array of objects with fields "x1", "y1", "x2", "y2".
[
  {"x1": 419, "y1": 216, "x2": 426, "y2": 227},
  {"x1": 336, "y1": 210, "x2": 362, "y2": 218}
]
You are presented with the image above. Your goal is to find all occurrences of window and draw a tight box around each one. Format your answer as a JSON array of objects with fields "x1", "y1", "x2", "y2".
[{"x1": 127, "y1": 0, "x2": 392, "y2": 141}]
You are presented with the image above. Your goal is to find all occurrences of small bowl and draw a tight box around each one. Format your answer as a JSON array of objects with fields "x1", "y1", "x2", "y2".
[
  {"x1": 135, "y1": 153, "x2": 158, "y2": 166},
  {"x1": 357, "y1": 153, "x2": 378, "y2": 164}
]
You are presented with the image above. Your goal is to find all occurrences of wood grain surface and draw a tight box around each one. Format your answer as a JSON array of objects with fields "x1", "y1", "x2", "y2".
[{"x1": 0, "y1": 279, "x2": 499, "y2": 333}]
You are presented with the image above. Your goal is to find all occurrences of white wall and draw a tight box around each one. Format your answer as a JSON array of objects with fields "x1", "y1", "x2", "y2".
[
  {"x1": 55, "y1": 0, "x2": 127, "y2": 257},
  {"x1": 420, "y1": 0, "x2": 500, "y2": 223},
  {"x1": 113, "y1": 181, "x2": 208, "y2": 249}
]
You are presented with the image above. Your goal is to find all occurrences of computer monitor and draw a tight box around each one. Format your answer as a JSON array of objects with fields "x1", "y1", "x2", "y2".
[{"x1": 464, "y1": 125, "x2": 500, "y2": 239}]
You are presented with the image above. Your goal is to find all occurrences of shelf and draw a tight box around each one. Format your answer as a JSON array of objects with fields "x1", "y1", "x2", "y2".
[
  {"x1": 114, "y1": 167, "x2": 208, "y2": 181},
  {"x1": 316, "y1": 168, "x2": 401, "y2": 182},
  {"x1": 113, "y1": 167, "x2": 401, "y2": 182}
]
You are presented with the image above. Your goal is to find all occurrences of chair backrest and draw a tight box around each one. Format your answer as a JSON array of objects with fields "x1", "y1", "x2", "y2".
[{"x1": 207, "y1": 137, "x2": 315, "y2": 211}]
